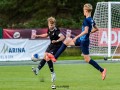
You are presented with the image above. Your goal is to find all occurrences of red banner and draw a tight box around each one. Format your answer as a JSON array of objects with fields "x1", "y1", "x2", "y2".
[
  {"x1": 3, "y1": 28, "x2": 81, "y2": 39},
  {"x1": 3, "y1": 28, "x2": 47, "y2": 39}
]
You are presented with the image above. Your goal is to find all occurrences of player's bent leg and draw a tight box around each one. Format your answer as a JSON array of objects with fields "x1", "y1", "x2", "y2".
[
  {"x1": 47, "y1": 38, "x2": 75, "y2": 61},
  {"x1": 48, "y1": 38, "x2": 75, "y2": 60},
  {"x1": 83, "y1": 55, "x2": 107, "y2": 80}
]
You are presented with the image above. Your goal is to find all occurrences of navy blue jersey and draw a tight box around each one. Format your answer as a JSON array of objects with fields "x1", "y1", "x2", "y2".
[{"x1": 80, "y1": 17, "x2": 96, "y2": 41}]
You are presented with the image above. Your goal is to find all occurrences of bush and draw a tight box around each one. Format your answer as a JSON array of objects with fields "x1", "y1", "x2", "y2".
[{"x1": 61, "y1": 46, "x2": 82, "y2": 56}]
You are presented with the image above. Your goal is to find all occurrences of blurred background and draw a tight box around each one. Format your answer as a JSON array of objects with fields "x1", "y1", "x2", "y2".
[{"x1": 0, "y1": 0, "x2": 112, "y2": 29}]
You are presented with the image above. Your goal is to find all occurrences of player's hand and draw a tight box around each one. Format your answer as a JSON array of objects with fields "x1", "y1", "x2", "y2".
[{"x1": 52, "y1": 40, "x2": 58, "y2": 43}]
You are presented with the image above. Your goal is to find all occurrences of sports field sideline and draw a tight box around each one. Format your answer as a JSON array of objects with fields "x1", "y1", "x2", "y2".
[{"x1": 0, "y1": 60, "x2": 120, "y2": 66}]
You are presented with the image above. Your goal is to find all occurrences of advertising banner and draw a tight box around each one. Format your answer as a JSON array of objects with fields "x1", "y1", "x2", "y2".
[
  {"x1": 98, "y1": 28, "x2": 120, "y2": 46},
  {"x1": 3, "y1": 28, "x2": 81, "y2": 39},
  {"x1": 3, "y1": 28, "x2": 47, "y2": 39},
  {"x1": 1, "y1": 28, "x2": 81, "y2": 61},
  {"x1": 0, "y1": 39, "x2": 50, "y2": 61}
]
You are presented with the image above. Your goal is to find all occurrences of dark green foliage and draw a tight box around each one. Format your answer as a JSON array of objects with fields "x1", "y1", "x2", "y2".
[
  {"x1": 0, "y1": 0, "x2": 109, "y2": 28},
  {"x1": 61, "y1": 47, "x2": 82, "y2": 56}
]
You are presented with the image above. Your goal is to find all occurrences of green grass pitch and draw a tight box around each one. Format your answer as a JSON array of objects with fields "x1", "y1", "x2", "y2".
[{"x1": 0, "y1": 63, "x2": 120, "y2": 90}]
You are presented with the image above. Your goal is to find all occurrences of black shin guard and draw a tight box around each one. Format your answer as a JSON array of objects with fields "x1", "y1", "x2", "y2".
[
  {"x1": 47, "y1": 60, "x2": 54, "y2": 73},
  {"x1": 38, "y1": 59, "x2": 46, "y2": 70}
]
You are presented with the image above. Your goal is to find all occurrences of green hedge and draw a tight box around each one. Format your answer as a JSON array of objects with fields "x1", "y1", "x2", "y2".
[{"x1": 61, "y1": 47, "x2": 82, "y2": 56}]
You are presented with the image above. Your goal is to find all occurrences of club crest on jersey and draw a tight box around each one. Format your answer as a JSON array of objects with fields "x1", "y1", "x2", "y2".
[
  {"x1": 91, "y1": 20, "x2": 93, "y2": 23},
  {"x1": 52, "y1": 33, "x2": 54, "y2": 35}
]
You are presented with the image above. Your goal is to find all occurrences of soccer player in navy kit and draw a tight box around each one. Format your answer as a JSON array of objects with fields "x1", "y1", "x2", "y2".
[
  {"x1": 48, "y1": 3, "x2": 107, "y2": 80},
  {"x1": 32, "y1": 17, "x2": 65, "y2": 83}
]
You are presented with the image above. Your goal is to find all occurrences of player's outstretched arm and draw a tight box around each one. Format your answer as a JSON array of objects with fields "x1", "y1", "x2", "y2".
[
  {"x1": 36, "y1": 33, "x2": 48, "y2": 38},
  {"x1": 73, "y1": 26, "x2": 89, "y2": 42}
]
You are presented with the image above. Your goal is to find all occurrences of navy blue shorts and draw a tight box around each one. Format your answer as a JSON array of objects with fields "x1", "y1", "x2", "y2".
[{"x1": 75, "y1": 38, "x2": 89, "y2": 55}]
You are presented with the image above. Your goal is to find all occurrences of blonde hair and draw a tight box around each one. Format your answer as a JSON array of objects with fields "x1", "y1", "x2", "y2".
[
  {"x1": 84, "y1": 3, "x2": 93, "y2": 12},
  {"x1": 47, "y1": 16, "x2": 56, "y2": 24}
]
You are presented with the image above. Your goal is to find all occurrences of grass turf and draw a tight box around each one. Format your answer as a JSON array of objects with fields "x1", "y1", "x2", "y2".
[{"x1": 0, "y1": 63, "x2": 120, "y2": 90}]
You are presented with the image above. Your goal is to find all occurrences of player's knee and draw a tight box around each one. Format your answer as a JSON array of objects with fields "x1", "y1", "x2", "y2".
[
  {"x1": 84, "y1": 59, "x2": 89, "y2": 63},
  {"x1": 45, "y1": 56, "x2": 50, "y2": 61},
  {"x1": 63, "y1": 41, "x2": 68, "y2": 45},
  {"x1": 44, "y1": 53, "x2": 50, "y2": 61},
  {"x1": 83, "y1": 56, "x2": 90, "y2": 63}
]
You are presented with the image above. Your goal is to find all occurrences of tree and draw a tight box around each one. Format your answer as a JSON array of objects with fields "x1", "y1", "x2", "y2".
[{"x1": 0, "y1": 0, "x2": 110, "y2": 28}]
